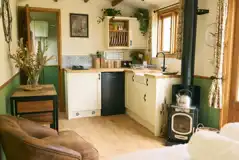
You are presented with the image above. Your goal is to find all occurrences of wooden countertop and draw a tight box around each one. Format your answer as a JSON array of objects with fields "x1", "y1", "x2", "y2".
[
  {"x1": 64, "y1": 68, "x2": 181, "y2": 79},
  {"x1": 64, "y1": 68, "x2": 125, "y2": 73}
]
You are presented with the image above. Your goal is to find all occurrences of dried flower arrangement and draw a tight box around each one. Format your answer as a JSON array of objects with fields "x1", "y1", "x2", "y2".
[{"x1": 9, "y1": 38, "x2": 54, "y2": 90}]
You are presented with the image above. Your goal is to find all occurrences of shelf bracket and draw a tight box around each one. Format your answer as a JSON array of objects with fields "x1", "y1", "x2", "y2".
[{"x1": 197, "y1": 9, "x2": 209, "y2": 15}]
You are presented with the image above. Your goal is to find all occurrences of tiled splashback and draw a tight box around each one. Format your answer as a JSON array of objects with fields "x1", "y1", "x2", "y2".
[
  {"x1": 62, "y1": 55, "x2": 92, "y2": 69},
  {"x1": 62, "y1": 51, "x2": 127, "y2": 69}
]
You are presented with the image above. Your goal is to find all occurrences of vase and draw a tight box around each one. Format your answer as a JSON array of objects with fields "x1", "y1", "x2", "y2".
[{"x1": 25, "y1": 74, "x2": 42, "y2": 91}]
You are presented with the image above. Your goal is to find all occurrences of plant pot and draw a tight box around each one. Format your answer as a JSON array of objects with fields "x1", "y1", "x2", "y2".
[{"x1": 132, "y1": 59, "x2": 142, "y2": 64}]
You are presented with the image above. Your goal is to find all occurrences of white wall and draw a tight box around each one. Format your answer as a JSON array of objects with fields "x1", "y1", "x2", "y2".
[
  {"x1": 0, "y1": 0, "x2": 18, "y2": 86},
  {"x1": 195, "y1": 0, "x2": 217, "y2": 77},
  {"x1": 18, "y1": 0, "x2": 136, "y2": 55}
]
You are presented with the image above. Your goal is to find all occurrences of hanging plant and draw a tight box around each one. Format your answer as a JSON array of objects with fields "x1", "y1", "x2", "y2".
[
  {"x1": 97, "y1": 8, "x2": 122, "y2": 24},
  {"x1": 134, "y1": 8, "x2": 149, "y2": 36}
]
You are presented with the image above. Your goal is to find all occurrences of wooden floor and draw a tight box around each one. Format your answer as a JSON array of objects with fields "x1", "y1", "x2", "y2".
[{"x1": 59, "y1": 114, "x2": 165, "y2": 160}]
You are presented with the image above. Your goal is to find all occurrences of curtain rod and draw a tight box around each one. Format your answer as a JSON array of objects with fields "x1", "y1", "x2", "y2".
[{"x1": 153, "y1": 3, "x2": 180, "y2": 13}]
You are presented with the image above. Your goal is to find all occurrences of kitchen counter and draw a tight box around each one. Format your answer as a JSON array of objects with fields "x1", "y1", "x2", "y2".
[
  {"x1": 64, "y1": 68, "x2": 125, "y2": 73},
  {"x1": 64, "y1": 68, "x2": 181, "y2": 79},
  {"x1": 64, "y1": 67, "x2": 181, "y2": 135}
]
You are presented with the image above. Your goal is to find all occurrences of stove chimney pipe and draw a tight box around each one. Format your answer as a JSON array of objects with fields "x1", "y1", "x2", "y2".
[{"x1": 181, "y1": 0, "x2": 198, "y2": 88}]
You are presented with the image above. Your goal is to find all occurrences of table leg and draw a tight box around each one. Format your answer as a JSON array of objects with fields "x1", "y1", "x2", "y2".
[
  {"x1": 55, "y1": 107, "x2": 59, "y2": 131},
  {"x1": 54, "y1": 96, "x2": 59, "y2": 131},
  {"x1": 10, "y1": 98, "x2": 14, "y2": 115},
  {"x1": 14, "y1": 101, "x2": 19, "y2": 117},
  {"x1": 50, "y1": 122, "x2": 54, "y2": 129}
]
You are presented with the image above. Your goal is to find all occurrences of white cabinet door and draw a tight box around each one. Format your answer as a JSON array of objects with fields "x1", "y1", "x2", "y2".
[
  {"x1": 134, "y1": 82, "x2": 147, "y2": 120},
  {"x1": 67, "y1": 73, "x2": 101, "y2": 111},
  {"x1": 129, "y1": 18, "x2": 147, "y2": 49},
  {"x1": 125, "y1": 72, "x2": 136, "y2": 111},
  {"x1": 144, "y1": 77, "x2": 157, "y2": 126}
]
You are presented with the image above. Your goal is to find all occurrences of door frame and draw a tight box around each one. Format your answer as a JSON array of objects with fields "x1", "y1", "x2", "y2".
[
  {"x1": 221, "y1": 0, "x2": 236, "y2": 127},
  {"x1": 26, "y1": 6, "x2": 64, "y2": 112}
]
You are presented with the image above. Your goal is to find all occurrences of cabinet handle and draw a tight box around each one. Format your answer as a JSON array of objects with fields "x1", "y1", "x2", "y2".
[
  {"x1": 146, "y1": 78, "x2": 149, "y2": 86},
  {"x1": 132, "y1": 75, "x2": 135, "y2": 82},
  {"x1": 144, "y1": 94, "x2": 147, "y2": 102},
  {"x1": 98, "y1": 74, "x2": 101, "y2": 80}
]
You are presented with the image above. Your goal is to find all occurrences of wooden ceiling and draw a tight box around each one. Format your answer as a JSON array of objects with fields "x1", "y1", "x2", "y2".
[
  {"x1": 83, "y1": 0, "x2": 124, "y2": 6},
  {"x1": 54, "y1": 0, "x2": 124, "y2": 6},
  {"x1": 112, "y1": 0, "x2": 124, "y2": 6}
]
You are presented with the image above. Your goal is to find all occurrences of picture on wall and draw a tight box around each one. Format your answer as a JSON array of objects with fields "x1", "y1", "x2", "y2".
[{"x1": 70, "y1": 13, "x2": 89, "y2": 38}]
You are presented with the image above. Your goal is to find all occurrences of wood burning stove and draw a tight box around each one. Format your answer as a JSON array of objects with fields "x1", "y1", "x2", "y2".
[
  {"x1": 167, "y1": 106, "x2": 198, "y2": 144},
  {"x1": 166, "y1": 0, "x2": 209, "y2": 145}
]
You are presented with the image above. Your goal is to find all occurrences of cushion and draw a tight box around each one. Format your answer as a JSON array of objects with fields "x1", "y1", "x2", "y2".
[
  {"x1": 188, "y1": 130, "x2": 239, "y2": 160},
  {"x1": 112, "y1": 145, "x2": 190, "y2": 160},
  {"x1": 220, "y1": 123, "x2": 239, "y2": 141}
]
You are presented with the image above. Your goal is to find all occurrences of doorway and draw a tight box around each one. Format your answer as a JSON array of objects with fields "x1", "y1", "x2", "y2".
[{"x1": 18, "y1": 6, "x2": 64, "y2": 111}]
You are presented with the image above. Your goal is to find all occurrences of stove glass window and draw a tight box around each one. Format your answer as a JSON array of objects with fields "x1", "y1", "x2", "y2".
[{"x1": 172, "y1": 113, "x2": 192, "y2": 135}]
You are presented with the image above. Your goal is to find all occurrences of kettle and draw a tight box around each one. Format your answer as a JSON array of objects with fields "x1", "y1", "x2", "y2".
[{"x1": 176, "y1": 89, "x2": 192, "y2": 108}]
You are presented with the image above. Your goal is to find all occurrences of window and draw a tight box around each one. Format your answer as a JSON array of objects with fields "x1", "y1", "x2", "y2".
[{"x1": 157, "y1": 9, "x2": 179, "y2": 56}]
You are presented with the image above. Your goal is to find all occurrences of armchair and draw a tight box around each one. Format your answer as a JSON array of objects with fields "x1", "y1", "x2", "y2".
[{"x1": 0, "y1": 115, "x2": 98, "y2": 160}]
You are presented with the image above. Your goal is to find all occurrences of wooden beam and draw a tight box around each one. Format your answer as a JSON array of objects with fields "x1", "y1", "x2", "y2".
[
  {"x1": 112, "y1": 0, "x2": 123, "y2": 6},
  {"x1": 84, "y1": 0, "x2": 89, "y2": 2}
]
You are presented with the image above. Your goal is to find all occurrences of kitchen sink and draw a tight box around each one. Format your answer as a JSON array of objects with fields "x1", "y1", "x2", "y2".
[{"x1": 162, "y1": 71, "x2": 179, "y2": 75}]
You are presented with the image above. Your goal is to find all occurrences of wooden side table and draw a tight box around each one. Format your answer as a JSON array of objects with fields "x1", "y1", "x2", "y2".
[{"x1": 10, "y1": 85, "x2": 58, "y2": 131}]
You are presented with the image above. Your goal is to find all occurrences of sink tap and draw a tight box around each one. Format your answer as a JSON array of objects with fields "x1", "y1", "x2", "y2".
[{"x1": 156, "y1": 52, "x2": 167, "y2": 72}]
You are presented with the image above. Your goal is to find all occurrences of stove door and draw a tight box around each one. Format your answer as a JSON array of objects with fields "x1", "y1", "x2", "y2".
[{"x1": 171, "y1": 113, "x2": 193, "y2": 135}]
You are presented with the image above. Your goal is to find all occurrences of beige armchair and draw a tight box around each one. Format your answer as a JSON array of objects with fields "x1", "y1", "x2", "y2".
[{"x1": 0, "y1": 115, "x2": 99, "y2": 160}]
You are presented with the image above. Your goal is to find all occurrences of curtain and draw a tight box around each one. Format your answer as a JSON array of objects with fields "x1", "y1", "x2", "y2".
[
  {"x1": 146, "y1": 11, "x2": 152, "y2": 58},
  {"x1": 176, "y1": 0, "x2": 184, "y2": 59},
  {"x1": 209, "y1": 0, "x2": 228, "y2": 109},
  {"x1": 150, "y1": 11, "x2": 158, "y2": 58}
]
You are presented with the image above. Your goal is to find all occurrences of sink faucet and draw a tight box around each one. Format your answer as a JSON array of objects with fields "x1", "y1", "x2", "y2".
[{"x1": 156, "y1": 51, "x2": 167, "y2": 72}]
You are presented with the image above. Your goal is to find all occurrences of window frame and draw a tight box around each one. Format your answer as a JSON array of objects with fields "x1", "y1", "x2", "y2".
[{"x1": 157, "y1": 7, "x2": 179, "y2": 58}]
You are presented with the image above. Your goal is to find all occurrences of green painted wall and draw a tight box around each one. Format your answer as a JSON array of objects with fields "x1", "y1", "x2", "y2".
[
  {"x1": 0, "y1": 74, "x2": 20, "y2": 115},
  {"x1": 0, "y1": 74, "x2": 20, "y2": 160},
  {"x1": 194, "y1": 78, "x2": 220, "y2": 129},
  {"x1": 39, "y1": 66, "x2": 59, "y2": 93}
]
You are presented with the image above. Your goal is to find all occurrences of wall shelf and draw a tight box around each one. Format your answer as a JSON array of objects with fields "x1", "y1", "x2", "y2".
[{"x1": 104, "y1": 16, "x2": 147, "y2": 50}]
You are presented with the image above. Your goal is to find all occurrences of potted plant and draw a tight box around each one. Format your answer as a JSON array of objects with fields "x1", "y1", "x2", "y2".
[
  {"x1": 134, "y1": 8, "x2": 149, "y2": 36},
  {"x1": 97, "y1": 8, "x2": 122, "y2": 24},
  {"x1": 9, "y1": 38, "x2": 54, "y2": 90},
  {"x1": 130, "y1": 51, "x2": 145, "y2": 64}
]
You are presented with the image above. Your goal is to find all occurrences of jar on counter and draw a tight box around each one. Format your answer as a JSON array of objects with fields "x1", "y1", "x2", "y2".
[
  {"x1": 114, "y1": 60, "x2": 121, "y2": 68},
  {"x1": 92, "y1": 57, "x2": 100, "y2": 69},
  {"x1": 108, "y1": 60, "x2": 114, "y2": 68}
]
